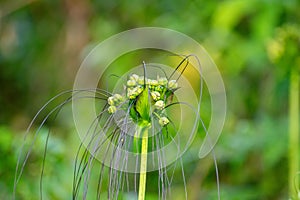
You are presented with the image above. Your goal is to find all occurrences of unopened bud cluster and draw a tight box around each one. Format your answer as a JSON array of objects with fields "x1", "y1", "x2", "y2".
[
  {"x1": 107, "y1": 73, "x2": 178, "y2": 127},
  {"x1": 126, "y1": 74, "x2": 177, "y2": 101},
  {"x1": 107, "y1": 94, "x2": 125, "y2": 114}
]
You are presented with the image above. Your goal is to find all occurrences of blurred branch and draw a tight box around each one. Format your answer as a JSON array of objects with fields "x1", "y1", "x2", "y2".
[
  {"x1": 63, "y1": 0, "x2": 90, "y2": 84},
  {"x1": 0, "y1": 0, "x2": 37, "y2": 19},
  {"x1": 187, "y1": 157, "x2": 213, "y2": 199}
]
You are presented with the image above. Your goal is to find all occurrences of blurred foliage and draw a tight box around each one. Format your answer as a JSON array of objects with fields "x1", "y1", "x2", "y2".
[{"x1": 1, "y1": 0, "x2": 300, "y2": 199}]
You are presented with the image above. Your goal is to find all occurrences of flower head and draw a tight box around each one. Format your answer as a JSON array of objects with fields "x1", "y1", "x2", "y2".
[{"x1": 107, "y1": 74, "x2": 177, "y2": 127}]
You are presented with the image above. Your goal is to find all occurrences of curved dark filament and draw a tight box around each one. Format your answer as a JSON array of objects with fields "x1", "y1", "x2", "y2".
[
  {"x1": 13, "y1": 89, "x2": 109, "y2": 199},
  {"x1": 73, "y1": 105, "x2": 119, "y2": 199},
  {"x1": 14, "y1": 54, "x2": 221, "y2": 200}
]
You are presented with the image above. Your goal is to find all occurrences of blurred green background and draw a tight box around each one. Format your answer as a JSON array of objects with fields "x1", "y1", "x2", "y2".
[{"x1": 1, "y1": 0, "x2": 300, "y2": 199}]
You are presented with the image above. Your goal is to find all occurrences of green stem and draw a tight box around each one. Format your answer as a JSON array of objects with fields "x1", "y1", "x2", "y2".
[
  {"x1": 289, "y1": 68, "x2": 299, "y2": 198},
  {"x1": 138, "y1": 126, "x2": 148, "y2": 200}
]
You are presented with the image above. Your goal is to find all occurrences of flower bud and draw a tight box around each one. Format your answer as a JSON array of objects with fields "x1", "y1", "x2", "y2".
[
  {"x1": 127, "y1": 88, "x2": 136, "y2": 99},
  {"x1": 155, "y1": 85, "x2": 164, "y2": 92},
  {"x1": 138, "y1": 76, "x2": 147, "y2": 85},
  {"x1": 159, "y1": 117, "x2": 169, "y2": 126},
  {"x1": 130, "y1": 74, "x2": 139, "y2": 81},
  {"x1": 150, "y1": 79, "x2": 158, "y2": 86},
  {"x1": 108, "y1": 96, "x2": 115, "y2": 106},
  {"x1": 154, "y1": 100, "x2": 165, "y2": 110},
  {"x1": 151, "y1": 91, "x2": 161, "y2": 101},
  {"x1": 127, "y1": 79, "x2": 136, "y2": 87},
  {"x1": 158, "y1": 77, "x2": 168, "y2": 86},
  {"x1": 114, "y1": 94, "x2": 125, "y2": 104},
  {"x1": 136, "y1": 86, "x2": 144, "y2": 95},
  {"x1": 127, "y1": 87, "x2": 144, "y2": 99},
  {"x1": 108, "y1": 106, "x2": 117, "y2": 114},
  {"x1": 108, "y1": 94, "x2": 125, "y2": 106},
  {"x1": 168, "y1": 80, "x2": 178, "y2": 90}
]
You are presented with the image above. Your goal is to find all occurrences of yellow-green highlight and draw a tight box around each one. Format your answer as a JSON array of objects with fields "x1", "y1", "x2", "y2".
[
  {"x1": 289, "y1": 68, "x2": 299, "y2": 198},
  {"x1": 138, "y1": 127, "x2": 148, "y2": 200}
]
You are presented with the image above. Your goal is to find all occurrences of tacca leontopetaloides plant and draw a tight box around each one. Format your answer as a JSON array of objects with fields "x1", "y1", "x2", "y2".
[
  {"x1": 106, "y1": 64, "x2": 177, "y2": 200},
  {"x1": 13, "y1": 56, "x2": 220, "y2": 200}
]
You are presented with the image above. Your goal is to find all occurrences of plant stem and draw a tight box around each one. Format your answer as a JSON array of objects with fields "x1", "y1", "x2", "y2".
[
  {"x1": 138, "y1": 126, "x2": 148, "y2": 200},
  {"x1": 289, "y1": 68, "x2": 299, "y2": 197}
]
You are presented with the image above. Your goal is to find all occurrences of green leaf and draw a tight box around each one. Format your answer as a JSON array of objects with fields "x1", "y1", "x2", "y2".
[
  {"x1": 129, "y1": 101, "x2": 139, "y2": 122},
  {"x1": 136, "y1": 86, "x2": 151, "y2": 122}
]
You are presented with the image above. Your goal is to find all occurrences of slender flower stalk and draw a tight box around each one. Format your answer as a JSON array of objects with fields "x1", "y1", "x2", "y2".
[
  {"x1": 105, "y1": 68, "x2": 176, "y2": 199},
  {"x1": 138, "y1": 127, "x2": 148, "y2": 200}
]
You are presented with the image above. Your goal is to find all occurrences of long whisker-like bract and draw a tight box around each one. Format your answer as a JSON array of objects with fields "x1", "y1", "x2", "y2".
[{"x1": 13, "y1": 54, "x2": 221, "y2": 200}]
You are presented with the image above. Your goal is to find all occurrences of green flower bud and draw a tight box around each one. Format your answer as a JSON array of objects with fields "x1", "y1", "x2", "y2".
[
  {"x1": 108, "y1": 96, "x2": 115, "y2": 106},
  {"x1": 138, "y1": 76, "x2": 149, "y2": 85},
  {"x1": 127, "y1": 88, "x2": 136, "y2": 99},
  {"x1": 158, "y1": 77, "x2": 168, "y2": 86},
  {"x1": 159, "y1": 117, "x2": 169, "y2": 126},
  {"x1": 108, "y1": 94, "x2": 125, "y2": 106},
  {"x1": 136, "y1": 86, "x2": 144, "y2": 95},
  {"x1": 127, "y1": 79, "x2": 136, "y2": 87},
  {"x1": 150, "y1": 79, "x2": 159, "y2": 87},
  {"x1": 168, "y1": 80, "x2": 178, "y2": 90},
  {"x1": 151, "y1": 91, "x2": 161, "y2": 101},
  {"x1": 155, "y1": 85, "x2": 164, "y2": 92},
  {"x1": 130, "y1": 74, "x2": 139, "y2": 81},
  {"x1": 113, "y1": 94, "x2": 122, "y2": 100},
  {"x1": 114, "y1": 94, "x2": 125, "y2": 104},
  {"x1": 154, "y1": 100, "x2": 165, "y2": 110},
  {"x1": 127, "y1": 86, "x2": 144, "y2": 99},
  {"x1": 108, "y1": 106, "x2": 117, "y2": 114}
]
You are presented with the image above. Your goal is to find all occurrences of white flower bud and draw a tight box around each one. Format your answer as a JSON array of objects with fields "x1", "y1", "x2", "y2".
[
  {"x1": 114, "y1": 94, "x2": 125, "y2": 104},
  {"x1": 108, "y1": 96, "x2": 115, "y2": 106},
  {"x1": 168, "y1": 80, "x2": 178, "y2": 89},
  {"x1": 108, "y1": 94, "x2": 125, "y2": 106},
  {"x1": 127, "y1": 79, "x2": 136, "y2": 87},
  {"x1": 158, "y1": 77, "x2": 168, "y2": 86},
  {"x1": 127, "y1": 87, "x2": 143, "y2": 99},
  {"x1": 127, "y1": 88, "x2": 136, "y2": 99},
  {"x1": 154, "y1": 100, "x2": 165, "y2": 110},
  {"x1": 113, "y1": 94, "x2": 123, "y2": 100},
  {"x1": 108, "y1": 106, "x2": 117, "y2": 114},
  {"x1": 138, "y1": 76, "x2": 148, "y2": 85},
  {"x1": 130, "y1": 74, "x2": 139, "y2": 81},
  {"x1": 150, "y1": 79, "x2": 158, "y2": 86},
  {"x1": 151, "y1": 91, "x2": 161, "y2": 101},
  {"x1": 159, "y1": 117, "x2": 169, "y2": 126}
]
